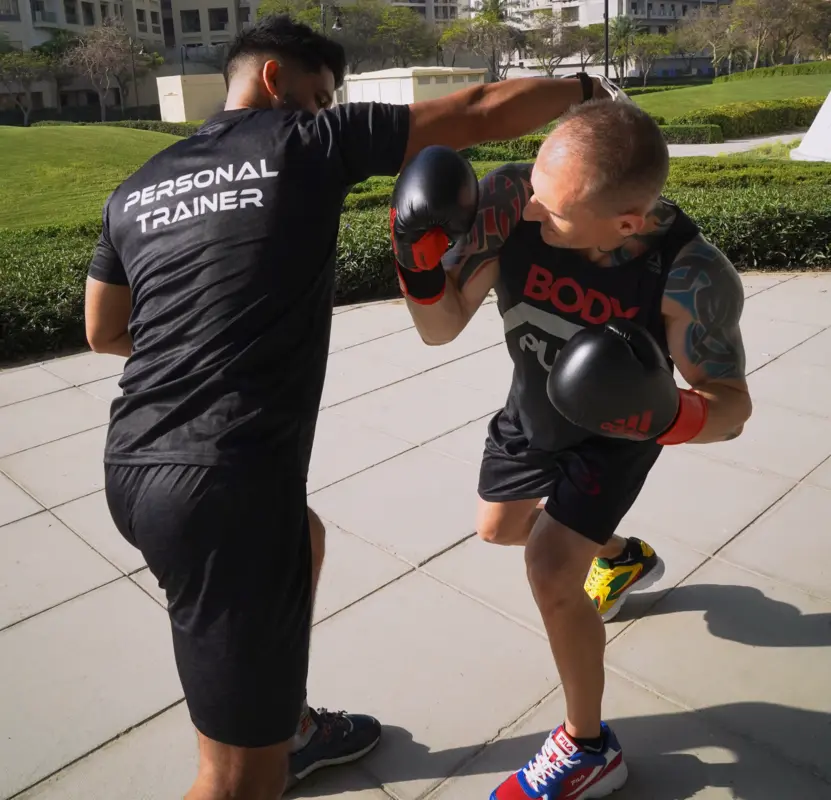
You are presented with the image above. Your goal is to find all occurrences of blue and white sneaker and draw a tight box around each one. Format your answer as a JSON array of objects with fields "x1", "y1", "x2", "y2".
[
  {"x1": 286, "y1": 707, "x2": 381, "y2": 790},
  {"x1": 490, "y1": 723, "x2": 628, "y2": 799}
]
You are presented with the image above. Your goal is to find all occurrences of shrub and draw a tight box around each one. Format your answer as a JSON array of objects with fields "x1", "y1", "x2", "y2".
[
  {"x1": 3, "y1": 181, "x2": 829, "y2": 362},
  {"x1": 625, "y1": 85, "x2": 690, "y2": 96},
  {"x1": 713, "y1": 62, "x2": 831, "y2": 82},
  {"x1": 31, "y1": 119, "x2": 202, "y2": 137},
  {"x1": 1, "y1": 104, "x2": 162, "y2": 126},
  {"x1": 670, "y1": 97, "x2": 822, "y2": 138},
  {"x1": 659, "y1": 124, "x2": 723, "y2": 143}
]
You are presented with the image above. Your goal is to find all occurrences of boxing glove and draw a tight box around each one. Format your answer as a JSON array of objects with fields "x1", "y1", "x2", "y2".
[
  {"x1": 546, "y1": 319, "x2": 708, "y2": 445},
  {"x1": 390, "y1": 145, "x2": 479, "y2": 304}
]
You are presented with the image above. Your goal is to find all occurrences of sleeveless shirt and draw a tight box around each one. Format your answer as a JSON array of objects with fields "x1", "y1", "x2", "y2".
[{"x1": 494, "y1": 200, "x2": 700, "y2": 454}]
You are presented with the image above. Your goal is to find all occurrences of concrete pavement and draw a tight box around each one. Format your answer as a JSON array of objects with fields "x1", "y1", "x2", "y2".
[
  {"x1": 1, "y1": 272, "x2": 831, "y2": 799},
  {"x1": 668, "y1": 132, "x2": 804, "y2": 157}
]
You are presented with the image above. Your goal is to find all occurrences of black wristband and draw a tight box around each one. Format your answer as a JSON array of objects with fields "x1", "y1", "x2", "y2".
[
  {"x1": 576, "y1": 72, "x2": 594, "y2": 103},
  {"x1": 396, "y1": 263, "x2": 447, "y2": 305}
]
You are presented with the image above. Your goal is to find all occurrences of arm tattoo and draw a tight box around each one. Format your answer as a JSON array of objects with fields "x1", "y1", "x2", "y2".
[
  {"x1": 443, "y1": 163, "x2": 533, "y2": 290},
  {"x1": 664, "y1": 239, "x2": 747, "y2": 381}
]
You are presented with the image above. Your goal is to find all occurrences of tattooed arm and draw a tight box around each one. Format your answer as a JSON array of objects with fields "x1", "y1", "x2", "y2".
[
  {"x1": 662, "y1": 236, "x2": 752, "y2": 444},
  {"x1": 404, "y1": 162, "x2": 533, "y2": 345}
]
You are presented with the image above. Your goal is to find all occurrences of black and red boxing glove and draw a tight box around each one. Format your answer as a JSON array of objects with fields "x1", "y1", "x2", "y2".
[
  {"x1": 390, "y1": 146, "x2": 479, "y2": 305},
  {"x1": 546, "y1": 318, "x2": 708, "y2": 445}
]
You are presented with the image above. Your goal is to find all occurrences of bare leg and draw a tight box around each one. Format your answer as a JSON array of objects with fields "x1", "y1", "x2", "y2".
[
  {"x1": 186, "y1": 734, "x2": 291, "y2": 800},
  {"x1": 525, "y1": 511, "x2": 606, "y2": 740},
  {"x1": 308, "y1": 507, "x2": 326, "y2": 608}
]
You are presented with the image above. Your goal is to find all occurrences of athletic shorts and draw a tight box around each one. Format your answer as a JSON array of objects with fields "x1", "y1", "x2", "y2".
[
  {"x1": 478, "y1": 409, "x2": 663, "y2": 545},
  {"x1": 104, "y1": 462, "x2": 312, "y2": 748}
]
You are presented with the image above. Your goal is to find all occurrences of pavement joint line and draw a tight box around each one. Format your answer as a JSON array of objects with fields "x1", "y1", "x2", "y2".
[
  {"x1": 6, "y1": 698, "x2": 188, "y2": 800},
  {"x1": 0, "y1": 420, "x2": 108, "y2": 461},
  {"x1": 604, "y1": 663, "x2": 831, "y2": 787},
  {"x1": 743, "y1": 321, "x2": 831, "y2": 378}
]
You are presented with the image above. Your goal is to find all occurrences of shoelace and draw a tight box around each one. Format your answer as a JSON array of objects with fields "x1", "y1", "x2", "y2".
[
  {"x1": 523, "y1": 735, "x2": 579, "y2": 790},
  {"x1": 314, "y1": 708, "x2": 352, "y2": 737}
]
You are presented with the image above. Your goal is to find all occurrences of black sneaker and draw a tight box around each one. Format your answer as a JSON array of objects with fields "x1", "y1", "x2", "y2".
[{"x1": 286, "y1": 707, "x2": 381, "y2": 790}]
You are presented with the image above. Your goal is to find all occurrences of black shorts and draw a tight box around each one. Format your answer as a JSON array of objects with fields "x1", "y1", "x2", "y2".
[
  {"x1": 105, "y1": 462, "x2": 312, "y2": 748},
  {"x1": 478, "y1": 410, "x2": 663, "y2": 545}
]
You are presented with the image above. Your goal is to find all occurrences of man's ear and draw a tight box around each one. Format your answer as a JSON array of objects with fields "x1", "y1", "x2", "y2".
[
  {"x1": 261, "y1": 59, "x2": 282, "y2": 101},
  {"x1": 617, "y1": 213, "x2": 646, "y2": 238}
]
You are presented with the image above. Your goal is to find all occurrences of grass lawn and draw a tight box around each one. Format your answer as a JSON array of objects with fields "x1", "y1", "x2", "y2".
[
  {"x1": 635, "y1": 74, "x2": 831, "y2": 119},
  {"x1": 721, "y1": 139, "x2": 802, "y2": 159},
  {"x1": 0, "y1": 125, "x2": 181, "y2": 228}
]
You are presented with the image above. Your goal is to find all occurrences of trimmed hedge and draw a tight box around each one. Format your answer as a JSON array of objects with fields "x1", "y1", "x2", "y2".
[
  {"x1": 1, "y1": 104, "x2": 162, "y2": 127},
  {"x1": 670, "y1": 97, "x2": 823, "y2": 137},
  {"x1": 625, "y1": 85, "x2": 691, "y2": 96},
  {"x1": 32, "y1": 119, "x2": 203, "y2": 137},
  {"x1": 2, "y1": 182, "x2": 830, "y2": 361},
  {"x1": 714, "y1": 62, "x2": 831, "y2": 82}
]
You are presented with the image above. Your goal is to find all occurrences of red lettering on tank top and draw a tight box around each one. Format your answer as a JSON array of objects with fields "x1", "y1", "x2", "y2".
[
  {"x1": 499, "y1": 209, "x2": 512, "y2": 239},
  {"x1": 522, "y1": 263, "x2": 640, "y2": 323},
  {"x1": 482, "y1": 207, "x2": 499, "y2": 237}
]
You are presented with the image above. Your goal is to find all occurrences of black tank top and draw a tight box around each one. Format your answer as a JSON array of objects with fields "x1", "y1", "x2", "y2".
[{"x1": 495, "y1": 200, "x2": 700, "y2": 453}]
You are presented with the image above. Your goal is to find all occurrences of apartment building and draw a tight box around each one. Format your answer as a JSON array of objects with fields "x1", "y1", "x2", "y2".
[{"x1": 392, "y1": 0, "x2": 461, "y2": 25}]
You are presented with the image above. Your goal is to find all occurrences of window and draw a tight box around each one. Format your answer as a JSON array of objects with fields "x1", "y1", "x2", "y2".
[
  {"x1": 208, "y1": 7, "x2": 228, "y2": 30},
  {"x1": 62, "y1": 0, "x2": 78, "y2": 23},
  {"x1": 631, "y1": 2, "x2": 637, "y2": 12},
  {"x1": 562, "y1": 6, "x2": 578, "y2": 22},
  {"x1": 0, "y1": 0, "x2": 20, "y2": 21},
  {"x1": 239, "y1": 5, "x2": 249, "y2": 22},
  {"x1": 659, "y1": 3, "x2": 665, "y2": 14},
  {"x1": 670, "y1": 3, "x2": 675, "y2": 15},
  {"x1": 136, "y1": 6, "x2": 147, "y2": 31},
  {"x1": 681, "y1": 3, "x2": 687, "y2": 14},
  {"x1": 81, "y1": 0, "x2": 94, "y2": 24},
  {"x1": 180, "y1": 8, "x2": 200, "y2": 31},
  {"x1": 100, "y1": 2, "x2": 107, "y2": 19},
  {"x1": 151, "y1": 8, "x2": 160, "y2": 32},
  {"x1": 658, "y1": 25, "x2": 667, "y2": 33},
  {"x1": 647, "y1": 2, "x2": 652, "y2": 13}
]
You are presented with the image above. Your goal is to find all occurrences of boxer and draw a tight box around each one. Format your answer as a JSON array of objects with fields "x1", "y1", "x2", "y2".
[
  {"x1": 82, "y1": 13, "x2": 630, "y2": 800},
  {"x1": 391, "y1": 101, "x2": 752, "y2": 799}
]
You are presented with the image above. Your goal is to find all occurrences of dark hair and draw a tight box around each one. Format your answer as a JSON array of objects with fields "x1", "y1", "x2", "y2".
[
  {"x1": 551, "y1": 100, "x2": 670, "y2": 214},
  {"x1": 224, "y1": 14, "x2": 346, "y2": 89}
]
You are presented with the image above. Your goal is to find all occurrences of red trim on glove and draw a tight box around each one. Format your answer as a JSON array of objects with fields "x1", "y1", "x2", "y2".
[{"x1": 657, "y1": 389, "x2": 709, "y2": 446}]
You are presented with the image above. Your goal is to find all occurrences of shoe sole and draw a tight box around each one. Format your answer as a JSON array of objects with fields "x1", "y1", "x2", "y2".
[
  {"x1": 580, "y1": 759, "x2": 629, "y2": 798},
  {"x1": 289, "y1": 736, "x2": 381, "y2": 786},
  {"x1": 600, "y1": 557, "x2": 666, "y2": 624}
]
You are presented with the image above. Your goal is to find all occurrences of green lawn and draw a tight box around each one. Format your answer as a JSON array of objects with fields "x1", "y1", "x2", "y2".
[
  {"x1": 0, "y1": 125, "x2": 181, "y2": 228},
  {"x1": 635, "y1": 74, "x2": 831, "y2": 119}
]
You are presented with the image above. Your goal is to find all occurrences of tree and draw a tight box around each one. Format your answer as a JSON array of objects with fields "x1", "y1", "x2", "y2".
[
  {"x1": 630, "y1": 33, "x2": 673, "y2": 86},
  {"x1": 608, "y1": 15, "x2": 640, "y2": 82},
  {"x1": 563, "y1": 23, "x2": 604, "y2": 70},
  {"x1": 439, "y1": 19, "x2": 471, "y2": 67},
  {"x1": 256, "y1": 0, "x2": 321, "y2": 29},
  {"x1": 766, "y1": 0, "x2": 811, "y2": 64},
  {"x1": 466, "y1": 14, "x2": 521, "y2": 81},
  {"x1": 671, "y1": 22, "x2": 703, "y2": 74},
  {"x1": 0, "y1": 51, "x2": 52, "y2": 126},
  {"x1": 682, "y1": 6, "x2": 733, "y2": 76},
  {"x1": 334, "y1": 0, "x2": 385, "y2": 73},
  {"x1": 63, "y1": 19, "x2": 133, "y2": 121},
  {"x1": 733, "y1": 0, "x2": 778, "y2": 69},
  {"x1": 526, "y1": 9, "x2": 568, "y2": 77},
  {"x1": 804, "y1": 0, "x2": 831, "y2": 60},
  {"x1": 113, "y1": 44, "x2": 164, "y2": 113},
  {"x1": 375, "y1": 6, "x2": 434, "y2": 68}
]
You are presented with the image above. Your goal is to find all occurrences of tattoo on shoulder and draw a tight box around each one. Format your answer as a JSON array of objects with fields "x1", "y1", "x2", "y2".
[
  {"x1": 446, "y1": 163, "x2": 533, "y2": 290},
  {"x1": 664, "y1": 237, "x2": 747, "y2": 381}
]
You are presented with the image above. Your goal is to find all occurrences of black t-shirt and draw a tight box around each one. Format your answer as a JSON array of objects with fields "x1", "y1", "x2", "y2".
[{"x1": 88, "y1": 103, "x2": 410, "y2": 473}]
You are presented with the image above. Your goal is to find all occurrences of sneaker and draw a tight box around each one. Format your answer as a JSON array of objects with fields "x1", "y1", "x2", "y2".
[
  {"x1": 286, "y1": 707, "x2": 381, "y2": 790},
  {"x1": 585, "y1": 537, "x2": 665, "y2": 623},
  {"x1": 490, "y1": 723, "x2": 627, "y2": 799}
]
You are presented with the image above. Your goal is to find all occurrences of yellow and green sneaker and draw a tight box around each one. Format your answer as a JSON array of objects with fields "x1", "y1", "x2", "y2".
[{"x1": 585, "y1": 537, "x2": 665, "y2": 623}]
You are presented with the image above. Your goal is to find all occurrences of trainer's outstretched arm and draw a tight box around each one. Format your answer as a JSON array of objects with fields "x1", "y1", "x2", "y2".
[
  {"x1": 662, "y1": 237, "x2": 752, "y2": 444},
  {"x1": 404, "y1": 75, "x2": 604, "y2": 163},
  {"x1": 398, "y1": 163, "x2": 533, "y2": 345}
]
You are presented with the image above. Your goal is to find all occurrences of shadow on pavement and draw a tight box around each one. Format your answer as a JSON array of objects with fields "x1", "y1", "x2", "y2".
[
  {"x1": 294, "y1": 703, "x2": 831, "y2": 798},
  {"x1": 616, "y1": 583, "x2": 831, "y2": 647}
]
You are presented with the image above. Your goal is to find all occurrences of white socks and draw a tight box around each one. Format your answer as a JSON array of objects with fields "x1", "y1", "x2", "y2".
[{"x1": 290, "y1": 700, "x2": 318, "y2": 753}]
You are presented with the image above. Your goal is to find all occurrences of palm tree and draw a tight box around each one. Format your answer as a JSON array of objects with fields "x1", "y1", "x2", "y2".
[{"x1": 608, "y1": 15, "x2": 641, "y2": 83}]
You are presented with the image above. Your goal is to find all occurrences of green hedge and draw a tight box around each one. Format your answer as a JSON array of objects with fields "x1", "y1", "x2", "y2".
[
  {"x1": 31, "y1": 119, "x2": 203, "y2": 137},
  {"x1": 1, "y1": 104, "x2": 162, "y2": 127},
  {"x1": 2, "y1": 182, "x2": 829, "y2": 361},
  {"x1": 625, "y1": 85, "x2": 690, "y2": 96},
  {"x1": 670, "y1": 97, "x2": 823, "y2": 137},
  {"x1": 713, "y1": 61, "x2": 831, "y2": 82}
]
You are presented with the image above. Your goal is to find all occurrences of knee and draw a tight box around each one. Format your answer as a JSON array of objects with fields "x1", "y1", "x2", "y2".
[
  {"x1": 524, "y1": 533, "x2": 587, "y2": 611},
  {"x1": 308, "y1": 507, "x2": 326, "y2": 571},
  {"x1": 477, "y1": 518, "x2": 511, "y2": 545}
]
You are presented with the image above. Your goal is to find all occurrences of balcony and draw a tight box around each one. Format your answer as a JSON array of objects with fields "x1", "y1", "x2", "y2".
[{"x1": 0, "y1": 0, "x2": 20, "y2": 21}]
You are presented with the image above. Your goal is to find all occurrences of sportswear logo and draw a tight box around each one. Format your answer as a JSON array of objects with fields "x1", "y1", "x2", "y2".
[
  {"x1": 523, "y1": 264, "x2": 640, "y2": 323},
  {"x1": 600, "y1": 411, "x2": 654, "y2": 438}
]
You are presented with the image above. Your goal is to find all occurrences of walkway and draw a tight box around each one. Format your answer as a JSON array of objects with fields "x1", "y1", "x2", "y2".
[
  {"x1": 1, "y1": 273, "x2": 830, "y2": 799},
  {"x1": 668, "y1": 132, "x2": 804, "y2": 157}
]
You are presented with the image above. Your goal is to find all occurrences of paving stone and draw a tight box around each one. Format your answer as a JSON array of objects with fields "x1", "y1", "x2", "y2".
[
  {"x1": 41, "y1": 352, "x2": 126, "y2": 385},
  {"x1": 0, "y1": 471, "x2": 41, "y2": 528},
  {"x1": 737, "y1": 314, "x2": 822, "y2": 374},
  {"x1": 782, "y1": 326, "x2": 831, "y2": 367},
  {"x1": 321, "y1": 346, "x2": 416, "y2": 409},
  {"x1": 329, "y1": 300, "x2": 414, "y2": 352},
  {"x1": 0, "y1": 511, "x2": 120, "y2": 630},
  {"x1": 747, "y1": 354, "x2": 831, "y2": 418},
  {"x1": 0, "y1": 388, "x2": 109, "y2": 458},
  {"x1": 807, "y1": 456, "x2": 831, "y2": 490},
  {"x1": 0, "y1": 426, "x2": 107, "y2": 508},
  {"x1": 130, "y1": 567, "x2": 167, "y2": 608},
  {"x1": 742, "y1": 273, "x2": 831, "y2": 326},
  {"x1": 740, "y1": 273, "x2": 790, "y2": 298},
  {"x1": 424, "y1": 415, "x2": 490, "y2": 466},
  {"x1": 79, "y1": 375, "x2": 122, "y2": 402},
  {"x1": 0, "y1": 579, "x2": 182, "y2": 798},
  {"x1": 607, "y1": 559, "x2": 831, "y2": 781},
  {"x1": 0, "y1": 366, "x2": 69, "y2": 408},
  {"x1": 307, "y1": 571, "x2": 559, "y2": 800}
]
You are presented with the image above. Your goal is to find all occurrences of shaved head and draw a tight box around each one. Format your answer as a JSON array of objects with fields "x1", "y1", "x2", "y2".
[{"x1": 537, "y1": 100, "x2": 669, "y2": 216}]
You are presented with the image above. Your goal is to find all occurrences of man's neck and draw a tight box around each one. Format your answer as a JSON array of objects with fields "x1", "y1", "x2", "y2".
[{"x1": 585, "y1": 200, "x2": 677, "y2": 268}]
